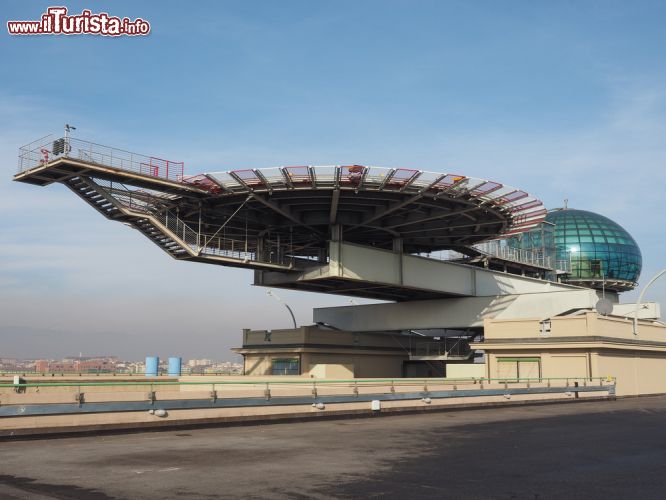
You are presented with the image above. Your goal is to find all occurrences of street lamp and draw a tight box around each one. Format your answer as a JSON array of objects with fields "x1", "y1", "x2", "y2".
[
  {"x1": 633, "y1": 269, "x2": 666, "y2": 336},
  {"x1": 266, "y1": 289, "x2": 297, "y2": 329},
  {"x1": 64, "y1": 124, "x2": 76, "y2": 156}
]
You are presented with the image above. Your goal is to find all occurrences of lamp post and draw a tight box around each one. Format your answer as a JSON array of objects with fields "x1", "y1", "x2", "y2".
[
  {"x1": 64, "y1": 123, "x2": 76, "y2": 156},
  {"x1": 633, "y1": 269, "x2": 666, "y2": 336},
  {"x1": 266, "y1": 289, "x2": 297, "y2": 329}
]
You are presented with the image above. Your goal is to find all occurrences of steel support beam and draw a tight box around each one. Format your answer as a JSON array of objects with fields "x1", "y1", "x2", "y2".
[{"x1": 250, "y1": 193, "x2": 324, "y2": 236}]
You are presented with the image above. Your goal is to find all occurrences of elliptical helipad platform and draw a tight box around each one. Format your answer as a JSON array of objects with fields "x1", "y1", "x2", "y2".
[{"x1": 14, "y1": 134, "x2": 548, "y2": 301}]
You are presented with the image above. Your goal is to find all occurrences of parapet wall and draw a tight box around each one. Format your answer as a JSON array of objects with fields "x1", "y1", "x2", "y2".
[{"x1": 0, "y1": 376, "x2": 613, "y2": 438}]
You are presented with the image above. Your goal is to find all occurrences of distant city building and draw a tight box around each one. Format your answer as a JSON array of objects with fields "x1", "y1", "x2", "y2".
[
  {"x1": 34, "y1": 357, "x2": 118, "y2": 373},
  {"x1": 186, "y1": 359, "x2": 213, "y2": 368},
  {"x1": 0, "y1": 358, "x2": 20, "y2": 371},
  {"x1": 3, "y1": 357, "x2": 241, "y2": 375}
]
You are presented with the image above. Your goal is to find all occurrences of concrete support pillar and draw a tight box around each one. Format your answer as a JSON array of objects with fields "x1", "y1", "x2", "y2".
[
  {"x1": 331, "y1": 224, "x2": 342, "y2": 242},
  {"x1": 256, "y1": 237, "x2": 265, "y2": 262},
  {"x1": 317, "y1": 247, "x2": 328, "y2": 263},
  {"x1": 392, "y1": 237, "x2": 403, "y2": 254},
  {"x1": 276, "y1": 233, "x2": 283, "y2": 264}
]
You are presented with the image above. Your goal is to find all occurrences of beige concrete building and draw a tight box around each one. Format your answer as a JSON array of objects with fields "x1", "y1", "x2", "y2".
[
  {"x1": 480, "y1": 312, "x2": 666, "y2": 396},
  {"x1": 233, "y1": 326, "x2": 476, "y2": 378},
  {"x1": 233, "y1": 313, "x2": 666, "y2": 398}
]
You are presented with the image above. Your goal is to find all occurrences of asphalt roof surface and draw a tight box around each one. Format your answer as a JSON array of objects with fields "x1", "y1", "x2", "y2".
[{"x1": 2, "y1": 396, "x2": 666, "y2": 499}]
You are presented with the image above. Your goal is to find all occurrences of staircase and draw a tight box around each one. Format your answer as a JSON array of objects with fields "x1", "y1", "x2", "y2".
[
  {"x1": 409, "y1": 339, "x2": 474, "y2": 361},
  {"x1": 64, "y1": 175, "x2": 193, "y2": 260},
  {"x1": 61, "y1": 174, "x2": 295, "y2": 271},
  {"x1": 64, "y1": 176, "x2": 126, "y2": 221},
  {"x1": 132, "y1": 217, "x2": 193, "y2": 259}
]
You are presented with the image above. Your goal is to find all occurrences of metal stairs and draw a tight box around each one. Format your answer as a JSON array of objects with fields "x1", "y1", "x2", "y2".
[
  {"x1": 60, "y1": 175, "x2": 295, "y2": 271},
  {"x1": 408, "y1": 352, "x2": 475, "y2": 361},
  {"x1": 408, "y1": 339, "x2": 474, "y2": 362},
  {"x1": 132, "y1": 217, "x2": 193, "y2": 259},
  {"x1": 64, "y1": 176, "x2": 193, "y2": 260},
  {"x1": 64, "y1": 176, "x2": 126, "y2": 221}
]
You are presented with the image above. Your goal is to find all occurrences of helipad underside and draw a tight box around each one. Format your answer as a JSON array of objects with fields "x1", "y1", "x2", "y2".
[
  {"x1": 255, "y1": 241, "x2": 582, "y2": 301},
  {"x1": 13, "y1": 136, "x2": 548, "y2": 298}
]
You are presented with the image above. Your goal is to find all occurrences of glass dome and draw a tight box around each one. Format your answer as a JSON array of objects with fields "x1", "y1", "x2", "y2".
[
  {"x1": 546, "y1": 208, "x2": 641, "y2": 291},
  {"x1": 506, "y1": 208, "x2": 641, "y2": 291}
]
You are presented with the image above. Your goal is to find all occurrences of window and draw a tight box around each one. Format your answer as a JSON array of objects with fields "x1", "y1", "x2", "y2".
[
  {"x1": 497, "y1": 357, "x2": 541, "y2": 382},
  {"x1": 271, "y1": 358, "x2": 300, "y2": 375}
]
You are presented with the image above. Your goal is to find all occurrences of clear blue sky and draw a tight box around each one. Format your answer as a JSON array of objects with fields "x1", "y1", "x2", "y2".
[{"x1": 1, "y1": 1, "x2": 665, "y2": 360}]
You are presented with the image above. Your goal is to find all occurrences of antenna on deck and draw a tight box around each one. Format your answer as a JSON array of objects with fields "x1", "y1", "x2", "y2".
[{"x1": 63, "y1": 124, "x2": 76, "y2": 156}]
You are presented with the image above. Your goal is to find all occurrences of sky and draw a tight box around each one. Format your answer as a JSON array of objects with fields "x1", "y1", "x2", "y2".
[{"x1": 1, "y1": 0, "x2": 665, "y2": 361}]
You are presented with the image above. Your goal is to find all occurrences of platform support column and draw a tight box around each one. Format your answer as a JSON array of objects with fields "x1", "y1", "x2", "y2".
[
  {"x1": 318, "y1": 247, "x2": 328, "y2": 263},
  {"x1": 331, "y1": 224, "x2": 342, "y2": 242},
  {"x1": 330, "y1": 224, "x2": 343, "y2": 277},
  {"x1": 393, "y1": 238, "x2": 404, "y2": 284},
  {"x1": 257, "y1": 237, "x2": 265, "y2": 262}
]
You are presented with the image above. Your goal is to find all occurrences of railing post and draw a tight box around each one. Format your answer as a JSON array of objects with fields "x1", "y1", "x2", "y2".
[{"x1": 75, "y1": 387, "x2": 84, "y2": 407}]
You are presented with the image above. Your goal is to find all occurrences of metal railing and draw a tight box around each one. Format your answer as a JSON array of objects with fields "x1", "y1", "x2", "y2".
[
  {"x1": 0, "y1": 376, "x2": 614, "y2": 388},
  {"x1": 0, "y1": 370, "x2": 242, "y2": 377},
  {"x1": 86, "y1": 179, "x2": 272, "y2": 264},
  {"x1": 0, "y1": 377, "x2": 616, "y2": 418},
  {"x1": 473, "y1": 240, "x2": 554, "y2": 269},
  {"x1": 93, "y1": 178, "x2": 164, "y2": 213},
  {"x1": 410, "y1": 339, "x2": 472, "y2": 358},
  {"x1": 155, "y1": 210, "x2": 267, "y2": 263},
  {"x1": 18, "y1": 134, "x2": 548, "y2": 235},
  {"x1": 422, "y1": 241, "x2": 567, "y2": 272},
  {"x1": 18, "y1": 135, "x2": 185, "y2": 182},
  {"x1": 556, "y1": 260, "x2": 572, "y2": 272}
]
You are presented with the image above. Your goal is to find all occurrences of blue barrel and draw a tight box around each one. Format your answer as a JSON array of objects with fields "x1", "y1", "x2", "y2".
[
  {"x1": 168, "y1": 357, "x2": 182, "y2": 376},
  {"x1": 145, "y1": 356, "x2": 159, "y2": 377}
]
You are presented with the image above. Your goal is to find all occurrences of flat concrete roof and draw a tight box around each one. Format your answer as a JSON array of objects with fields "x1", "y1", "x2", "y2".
[{"x1": 2, "y1": 396, "x2": 666, "y2": 498}]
